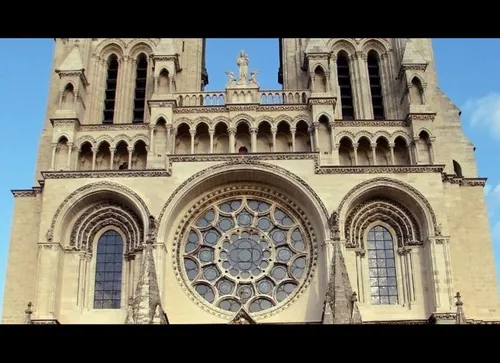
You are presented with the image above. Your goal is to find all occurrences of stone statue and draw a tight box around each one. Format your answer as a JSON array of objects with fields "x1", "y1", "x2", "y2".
[
  {"x1": 249, "y1": 70, "x2": 259, "y2": 86},
  {"x1": 435, "y1": 223, "x2": 443, "y2": 236},
  {"x1": 234, "y1": 316, "x2": 250, "y2": 324},
  {"x1": 328, "y1": 211, "x2": 340, "y2": 241},
  {"x1": 236, "y1": 50, "x2": 249, "y2": 83},
  {"x1": 224, "y1": 71, "x2": 236, "y2": 87},
  {"x1": 148, "y1": 215, "x2": 157, "y2": 243}
]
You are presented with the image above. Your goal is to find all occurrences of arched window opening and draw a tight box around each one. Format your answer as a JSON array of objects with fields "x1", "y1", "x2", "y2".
[
  {"x1": 453, "y1": 160, "x2": 463, "y2": 178},
  {"x1": 367, "y1": 225, "x2": 398, "y2": 305},
  {"x1": 367, "y1": 51, "x2": 385, "y2": 120},
  {"x1": 337, "y1": 52, "x2": 354, "y2": 120},
  {"x1": 133, "y1": 54, "x2": 148, "y2": 123},
  {"x1": 238, "y1": 146, "x2": 248, "y2": 154},
  {"x1": 103, "y1": 55, "x2": 119, "y2": 124},
  {"x1": 62, "y1": 84, "x2": 75, "y2": 109},
  {"x1": 410, "y1": 77, "x2": 424, "y2": 105},
  {"x1": 313, "y1": 66, "x2": 327, "y2": 93},
  {"x1": 94, "y1": 230, "x2": 123, "y2": 309}
]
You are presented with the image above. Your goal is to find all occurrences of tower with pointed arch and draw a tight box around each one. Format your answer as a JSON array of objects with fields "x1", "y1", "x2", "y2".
[{"x1": 3, "y1": 38, "x2": 499, "y2": 325}]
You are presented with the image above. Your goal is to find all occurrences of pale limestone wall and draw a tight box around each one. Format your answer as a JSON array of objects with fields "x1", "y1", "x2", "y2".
[
  {"x1": 2, "y1": 194, "x2": 42, "y2": 323},
  {"x1": 4, "y1": 38, "x2": 498, "y2": 324}
]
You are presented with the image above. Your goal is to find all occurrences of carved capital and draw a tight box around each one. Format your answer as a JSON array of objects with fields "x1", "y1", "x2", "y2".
[
  {"x1": 228, "y1": 127, "x2": 236, "y2": 134},
  {"x1": 189, "y1": 129, "x2": 196, "y2": 137},
  {"x1": 127, "y1": 146, "x2": 134, "y2": 152},
  {"x1": 389, "y1": 142, "x2": 395, "y2": 148},
  {"x1": 290, "y1": 127, "x2": 296, "y2": 134},
  {"x1": 250, "y1": 127, "x2": 258, "y2": 134}
]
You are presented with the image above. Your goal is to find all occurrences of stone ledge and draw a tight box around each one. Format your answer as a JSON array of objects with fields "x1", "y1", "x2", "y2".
[{"x1": 41, "y1": 169, "x2": 172, "y2": 179}]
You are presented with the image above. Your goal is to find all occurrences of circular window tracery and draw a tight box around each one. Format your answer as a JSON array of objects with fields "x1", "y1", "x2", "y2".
[{"x1": 179, "y1": 192, "x2": 314, "y2": 316}]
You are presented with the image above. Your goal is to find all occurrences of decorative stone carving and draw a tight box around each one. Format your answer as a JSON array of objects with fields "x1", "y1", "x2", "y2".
[
  {"x1": 24, "y1": 302, "x2": 33, "y2": 324},
  {"x1": 323, "y1": 241, "x2": 362, "y2": 324},
  {"x1": 328, "y1": 211, "x2": 340, "y2": 241},
  {"x1": 229, "y1": 308, "x2": 256, "y2": 324},
  {"x1": 69, "y1": 200, "x2": 143, "y2": 253},
  {"x1": 236, "y1": 50, "x2": 249, "y2": 84},
  {"x1": 344, "y1": 198, "x2": 422, "y2": 249}
]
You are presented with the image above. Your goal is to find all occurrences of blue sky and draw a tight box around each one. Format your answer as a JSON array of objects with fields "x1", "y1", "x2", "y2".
[{"x1": 0, "y1": 38, "x2": 498, "y2": 320}]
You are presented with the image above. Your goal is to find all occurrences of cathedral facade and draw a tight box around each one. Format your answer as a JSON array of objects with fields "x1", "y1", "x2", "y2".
[{"x1": 3, "y1": 38, "x2": 499, "y2": 324}]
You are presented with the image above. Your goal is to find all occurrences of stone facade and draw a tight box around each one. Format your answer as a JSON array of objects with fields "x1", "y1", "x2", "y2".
[{"x1": 3, "y1": 38, "x2": 500, "y2": 324}]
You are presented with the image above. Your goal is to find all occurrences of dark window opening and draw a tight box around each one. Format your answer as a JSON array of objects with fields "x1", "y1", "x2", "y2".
[
  {"x1": 103, "y1": 55, "x2": 119, "y2": 124},
  {"x1": 238, "y1": 146, "x2": 248, "y2": 155},
  {"x1": 93, "y1": 230, "x2": 123, "y2": 309},
  {"x1": 367, "y1": 52, "x2": 385, "y2": 120},
  {"x1": 133, "y1": 54, "x2": 148, "y2": 124},
  {"x1": 337, "y1": 53, "x2": 354, "y2": 120}
]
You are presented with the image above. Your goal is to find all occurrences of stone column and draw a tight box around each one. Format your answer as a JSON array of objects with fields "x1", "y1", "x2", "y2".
[
  {"x1": 329, "y1": 123, "x2": 335, "y2": 155},
  {"x1": 250, "y1": 127, "x2": 257, "y2": 153},
  {"x1": 428, "y1": 137, "x2": 436, "y2": 164},
  {"x1": 209, "y1": 129, "x2": 215, "y2": 154},
  {"x1": 348, "y1": 54, "x2": 363, "y2": 120},
  {"x1": 309, "y1": 126, "x2": 315, "y2": 151},
  {"x1": 354, "y1": 249, "x2": 366, "y2": 303},
  {"x1": 228, "y1": 127, "x2": 236, "y2": 153},
  {"x1": 91, "y1": 147, "x2": 97, "y2": 170},
  {"x1": 313, "y1": 122, "x2": 320, "y2": 152},
  {"x1": 290, "y1": 127, "x2": 296, "y2": 152},
  {"x1": 353, "y1": 143, "x2": 359, "y2": 165},
  {"x1": 370, "y1": 142, "x2": 377, "y2": 165},
  {"x1": 109, "y1": 147, "x2": 116, "y2": 170},
  {"x1": 413, "y1": 136, "x2": 420, "y2": 164},
  {"x1": 127, "y1": 146, "x2": 133, "y2": 169},
  {"x1": 166, "y1": 125, "x2": 172, "y2": 154},
  {"x1": 50, "y1": 143, "x2": 58, "y2": 170},
  {"x1": 66, "y1": 142, "x2": 73, "y2": 170},
  {"x1": 271, "y1": 127, "x2": 277, "y2": 152},
  {"x1": 190, "y1": 129, "x2": 196, "y2": 154},
  {"x1": 389, "y1": 142, "x2": 395, "y2": 165}
]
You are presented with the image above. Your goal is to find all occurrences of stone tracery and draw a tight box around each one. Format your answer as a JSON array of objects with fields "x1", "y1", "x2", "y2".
[
  {"x1": 344, "y1": 198, "x2": 421, "y2": 249},
  {"x1": 69, "y1": 200, "x2": 144, "y2": 253},
  {"x1": 173, "y1": 184, "x2": 318, "y2": 317}
]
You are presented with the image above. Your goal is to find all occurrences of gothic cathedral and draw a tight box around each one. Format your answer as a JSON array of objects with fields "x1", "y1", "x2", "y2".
[{"x1": 3, "y1": 38, "x2": 498, "y2": 324}]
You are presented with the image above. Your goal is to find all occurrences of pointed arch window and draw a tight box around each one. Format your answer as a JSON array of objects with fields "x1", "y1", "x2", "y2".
[
  {"x1": 367, "y1": 51, "x2": 385, "y2": 120},
  {"x1": 366, "y1": 225, "x2": 398, "y2": 305},
  {"x1": 133, "y1": 54, "x2": 148, "y2": 123},
  {"x1": 103, "y1": 55, "x2": 119, "y2": 124},
  {"x1": 94, "y1": 230, "x2": 123, "y2": 309},
  {"x1": 336, "y1": 52, "x2": 354, "y2": 120}
]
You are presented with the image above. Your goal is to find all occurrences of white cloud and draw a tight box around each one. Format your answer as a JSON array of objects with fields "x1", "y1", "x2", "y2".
[
  {"x1": 492, "y1": 221, "x2": 500, "y2": 243},
  {"x1": 463, "y1": 92, "x2": 500, "y2": 140},
  {"x1": 485, "y1": 183, "x2": 492, "y2": 196}
]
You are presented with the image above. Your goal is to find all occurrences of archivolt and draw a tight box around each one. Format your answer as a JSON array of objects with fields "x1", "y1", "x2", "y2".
[
  {"x1": 344, "y1": 198, "x2": 421, "y2": 249},
  {"x1": 70, "y1": 200, "x2": 144, "y2": 253}
]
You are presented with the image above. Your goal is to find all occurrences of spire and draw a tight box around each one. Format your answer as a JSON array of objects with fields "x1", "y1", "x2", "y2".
[
  {"x1": 24, "y1": 302, "x2": 33, "y2": 324},
  {"x1": 454, "y1": 292, "x2": 467, "y2": 324},
  {"x1": 125, "y1": 216, "x2": 169, "y2": 324},
  {"x1": 323, "y1": 240, "x2": 362, "y2": 324},
  {"x1": 401, "y1": 39, "x2": 427, "y2": 67},
  {"x1": 304, "y1": 38, "x2": 329, "y2": 55},
  {"x1": 155, "y1": 38, "x2": 178, "y2": 57},
  {"x1": 56, "y1": 44, "x2": 84, "y2": 73}
]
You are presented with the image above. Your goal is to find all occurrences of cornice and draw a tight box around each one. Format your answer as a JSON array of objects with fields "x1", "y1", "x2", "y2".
[
  {"x1": 405, "y1": 112, "x2": 437, "y2": 122},
  {"x1": 11, "y1": 187, "x2": 42, "y2": 198},
  {"x1": 335, "y1": 120, "x2": 408, "y2": 127},
  {"x1": 316, "y1": 164, "x2": 445, "y2": 175},
  {"x1": 441, "y1": 173, "x2": 487, "y2": 187},
  {"x1": 41, "y1": 169, "x2": 172, "y2": 180}
]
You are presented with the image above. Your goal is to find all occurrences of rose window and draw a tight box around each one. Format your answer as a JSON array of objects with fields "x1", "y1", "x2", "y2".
[{"x1": 181, "y1": 197, "x2": 311, "y2": 314}]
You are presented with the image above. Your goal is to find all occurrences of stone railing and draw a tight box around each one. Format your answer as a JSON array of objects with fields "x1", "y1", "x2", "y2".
[
  {"x1": 174, "y1": 89, "x2": 310, "y2": 107},
  {"x1": 259, "y1": 90, "x2": 309, "y2": 105}
]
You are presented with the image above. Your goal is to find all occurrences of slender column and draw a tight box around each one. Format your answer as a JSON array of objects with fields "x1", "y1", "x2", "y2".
[
  {"x1": 271, "y1": 127, "x2": 277, "y2": 152},
  {"x1": 389, "y1": 142, "x2": 395, "y2": 165},
  {"x1": 209, "y1": 129, "x2": 215, "y2": 154},
  {"x1": 290, "y1": 127, "x2": 296, "y2": 152},
  {"x1": 91, "y1": 147, "x2": 97, "y2": 170},
  {"x1": 66, "y1": 142, "x2": 73, "y2": 170},
  {"x1": 355, "y1": 249, "x2": 366, "y2": 303},
  {"x1": 353, "y1": 143, "x2": 359, "y2": 165},
  {"x1": 370, "y1": 142, "x2": 377, "y2": 165},
  {"x1": 308, "y1": 126, "x2": 314, "y2": 151},
  {"x1": 428, "y1": 137, "x2": 436, "y2": 164},
  {"x1": 228, "y1": 127, "x2": 236, "y2": 153},
  {"x1": 413, "y1": 136, "x2": 420, "y2": 164},
  {"x1": 190, "y1": 129, "x2": 196, "y2": 154},
  {"x1": 50, "y1": 143, "x2": 58, "y2": 170},
  {"x1": 250, "y1": 127, "x2": 257, "y2": 152},
  {"x1": 313, "y1": 122, "x2": 320, "y2": 151},
  {"x1": 109, "y1": 147, "x2": 116, "y2": 170},
  {"x1": 127, "y1": 146, "x2": 133, "y2": 169},
  {"x1": 329, "y1": 123, "x2": 335, "y2": 154},
  {"x1": 166, "y1": 125, "x2": 172, "y2": 154}
]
